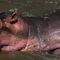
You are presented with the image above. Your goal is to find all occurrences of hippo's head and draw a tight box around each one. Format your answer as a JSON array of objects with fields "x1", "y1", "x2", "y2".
[{"x1": 0, "y1": 10, "x2": 28, "y2": 51}]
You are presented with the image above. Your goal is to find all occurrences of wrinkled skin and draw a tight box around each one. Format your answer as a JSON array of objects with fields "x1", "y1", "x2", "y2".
[{"x1": 0, "y1": 9, "x2": 60, "y2": 54}]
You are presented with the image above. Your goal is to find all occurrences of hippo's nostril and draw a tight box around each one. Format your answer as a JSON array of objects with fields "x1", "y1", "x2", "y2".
[{"x1": 10, "y1": 20, "x2": 18, "y2": 24}]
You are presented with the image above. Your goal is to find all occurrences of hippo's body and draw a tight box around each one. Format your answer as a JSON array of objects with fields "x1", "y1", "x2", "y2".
[{"x1": 0, "y1": 9, "x2": 60, "y2": 54}]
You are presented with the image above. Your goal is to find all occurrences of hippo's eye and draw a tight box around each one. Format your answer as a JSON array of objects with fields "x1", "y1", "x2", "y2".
[{"x1": 10, "y1": 20, "x2": 18, "y2": 24}]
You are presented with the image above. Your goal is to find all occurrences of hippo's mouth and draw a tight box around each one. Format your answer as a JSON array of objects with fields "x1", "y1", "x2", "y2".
[
  {"x1": 0, "y1": 39, "x2": 27, "y2": 51},
  {"x1": 0, "y1": 44, "x2": 26, "y2": 51}
]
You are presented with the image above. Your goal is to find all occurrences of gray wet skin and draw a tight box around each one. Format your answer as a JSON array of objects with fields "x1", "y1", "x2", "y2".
[{"x1": 0, "y1": 9, "x2": 60, "y2": 54}]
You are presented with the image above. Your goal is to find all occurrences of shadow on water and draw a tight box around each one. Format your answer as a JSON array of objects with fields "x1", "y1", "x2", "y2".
[{"x1": 0, "y1": 0, "x2": 60, "y2": 60}]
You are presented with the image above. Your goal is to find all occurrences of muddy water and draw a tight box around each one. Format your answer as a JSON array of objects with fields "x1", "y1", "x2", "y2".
[
  {"x1": 0, "y1": 0, "x2": 60, "y2": 60},
  {"x1": 0, "y1": 51, "x2": 60, "y2": 60}
]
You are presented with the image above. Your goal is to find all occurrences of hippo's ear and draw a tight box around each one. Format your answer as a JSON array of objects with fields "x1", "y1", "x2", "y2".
[
  {"x1": 12, "y1": 12, "x2": 18, "y2": 19},
  {"x1": 0, "y1": 10, "x2": 4, "y2": 14},
  {"x1": 8, "y1": 12, "x2": 18, "y2": 24}
]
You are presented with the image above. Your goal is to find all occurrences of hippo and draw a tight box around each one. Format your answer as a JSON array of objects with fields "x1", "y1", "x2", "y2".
[{"x1": 0, "y1": 9, "x2": 60, "y2": 54}]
